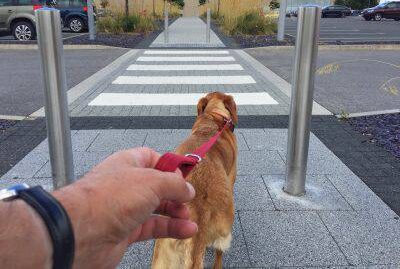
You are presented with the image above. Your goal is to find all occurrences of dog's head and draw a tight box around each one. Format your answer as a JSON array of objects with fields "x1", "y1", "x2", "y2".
[{"x1": 197, "y1": 92, "x2": 238, "y2": 125}]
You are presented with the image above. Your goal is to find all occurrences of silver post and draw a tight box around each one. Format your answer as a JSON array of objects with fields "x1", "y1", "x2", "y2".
[
  {"x1": 35, "y1": 8, "x2": 75, "y2": 190},
  {"x1": 283, "y1": 5, "x2": 321, "y2": 196},
  {"x1": 164, "y1": 5, "x2": 169, "y2": 43},
  {"x1": 277, "y1": 0, "x2": 288, "y2": 41},
  {"x1": 87, "y1": 0, "x2": 96, "y2": 40},
  {"x1": 206, "y1": 8, "x2": 211, "y2": 43}
]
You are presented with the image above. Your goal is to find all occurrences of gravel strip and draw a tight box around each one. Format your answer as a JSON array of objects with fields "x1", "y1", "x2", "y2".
[
  {"x1": 233, "y1": 34, "x2": 295, "y2": 48},
  {"x1": 349, "y1": 113, "x2": 400, "y2": 158}
]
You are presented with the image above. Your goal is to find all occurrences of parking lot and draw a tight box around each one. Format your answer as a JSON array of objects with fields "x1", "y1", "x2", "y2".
[{"x1": 285, "y1": 16, "x2": 400, "y2": 43}]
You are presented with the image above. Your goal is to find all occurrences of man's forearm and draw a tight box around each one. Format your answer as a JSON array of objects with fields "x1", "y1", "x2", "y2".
[{"x1": 0, "y1": 199, "x2": 52, "y2": 268}]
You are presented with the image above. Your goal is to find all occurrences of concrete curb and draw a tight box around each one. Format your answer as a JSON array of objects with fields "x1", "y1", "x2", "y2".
[
  {"x1": 30, "y1": 49, "x2": 139, "y2": 118},
  {"x1": 235, "y1": 50, "x2": 332, "y2": 116},
  {"x1": 0, "y1": 44, "x2": 120, "y2": 50},
  {"x1": 245, "y1": 44, "x2": 400, "y2": 51},
  {"x1": 345, "y1": 109, "x2": 400, "y2": 118}
]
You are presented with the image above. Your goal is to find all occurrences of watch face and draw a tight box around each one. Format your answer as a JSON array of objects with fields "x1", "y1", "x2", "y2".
[{"x1": 0, "y1": 184, "x2": 30, "y2": 201}]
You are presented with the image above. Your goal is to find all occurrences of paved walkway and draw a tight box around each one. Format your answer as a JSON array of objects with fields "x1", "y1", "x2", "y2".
[
  {"x1": 1, "y1": 16, "x2": 400, "y2": 269},
  {"x1": 150, "y1": 17, "x2": 225, "y2": 47},
  {"x1": 1, "y1": 126, "x2": 399, "y2": 268},
  {"x1": 183, "y1": 0, "x2": 199, "y2": 17}
]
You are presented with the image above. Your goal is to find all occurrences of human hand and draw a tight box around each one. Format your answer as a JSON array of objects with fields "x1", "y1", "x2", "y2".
[{"x1": 53, "y1": 147, "x2": 197, "y2": 268}]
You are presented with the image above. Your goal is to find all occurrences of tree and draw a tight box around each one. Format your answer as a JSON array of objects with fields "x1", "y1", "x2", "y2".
[
  {"x1": 125, "y1": 0, "x2": 129, "y2": 16},
  {"x1": 169, "y1": 0, "x2": 184, "y2": 7},
  {"x1": 269, "y1": 0, "x2": 280, "y2": 9},
  {"x1": 334, "y1": 0, "x2": 378, "y2": 9}
]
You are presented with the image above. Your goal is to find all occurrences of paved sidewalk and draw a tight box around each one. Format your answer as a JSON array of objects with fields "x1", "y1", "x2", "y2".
[
  {"x1": 150, "y1": 17, "x2": 225, "y2": 48},
  {"x1": 183, "y1": 0, "x2": 199, "y2": 17},
  {"x1": 1, "y1": 127, "x2": 399, "y2": 268}
]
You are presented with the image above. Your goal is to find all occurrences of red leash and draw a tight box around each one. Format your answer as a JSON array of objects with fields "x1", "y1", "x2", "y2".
[{"x1": 154, "y1": 119, "x2": 234, "y2": 178}]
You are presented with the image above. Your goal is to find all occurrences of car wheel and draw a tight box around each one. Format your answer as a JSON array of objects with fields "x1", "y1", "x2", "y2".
[
  {"x1": 395, "y1": 18, "x2": 400, "y2": 21},
  {"x1": 341, "y1": 12, "x2": 346, "y2": 18},
  {"x1": 68, "y1": 17, "x2": 84, "y2": 33},
  {"x1": 374, "y1": 13, "x2": 382, "y2": 21},
  {"x1": 12, "y1": 21, "x2": 35, "y2": 41}
]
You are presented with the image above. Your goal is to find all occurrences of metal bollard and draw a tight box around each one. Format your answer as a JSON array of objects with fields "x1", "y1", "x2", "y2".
[
  {"x1": 283, "y1": 5, "x2": 321, "y2": 196},
  {"x1": 206, "y1": 8, "x2": 211, "y2": 43},
  {"x1": 164, "y1": 8, "x2": 169, "y2": 43},
  {"x1": 277, "y1": 0, "x2": 288, "y2": 41},
  {"x1": 87, "y1": 0, "x2": 96, "y2": 40},
  {"x1": 35, "y1": 8, "x2": 75, "y2": 190}
]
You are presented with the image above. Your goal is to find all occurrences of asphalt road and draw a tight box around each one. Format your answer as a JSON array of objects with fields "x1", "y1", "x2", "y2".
[
  {"x1": 0, "y1": 30, "x2": 85, "y2": 41},
  {"x1": 0, "y1": 48, "x2": 128, "y2": 116},
  {"x1": 285, "y1": 16, "x2": 400, "y2": 43},
  {"x1": 246, "y1": 46, "x2": 400, "y2": 115}
]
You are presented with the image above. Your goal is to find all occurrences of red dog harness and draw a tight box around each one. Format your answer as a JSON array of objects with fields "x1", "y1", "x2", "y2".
[{"x1": 154, "y1": 119, "x2": 234, "y2": 178}]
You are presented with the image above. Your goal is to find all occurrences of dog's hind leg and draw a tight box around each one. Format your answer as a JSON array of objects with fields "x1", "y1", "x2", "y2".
[
  {"x1": 211, "y1": 232, "x2": 232, "y2": 269},
  {"x1": 213, "y1": 249, "x2": 223, "y2": 269}
]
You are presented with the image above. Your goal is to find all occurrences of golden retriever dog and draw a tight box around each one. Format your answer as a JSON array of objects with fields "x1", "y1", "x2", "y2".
[{"x1": 151, "y1": 92, "x2": 238, "y2": 269}]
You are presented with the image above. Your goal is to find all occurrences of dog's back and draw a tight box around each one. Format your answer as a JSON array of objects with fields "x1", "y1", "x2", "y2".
[{"x1": 152, "y1": 93, "x2": 238, "y2": 269}]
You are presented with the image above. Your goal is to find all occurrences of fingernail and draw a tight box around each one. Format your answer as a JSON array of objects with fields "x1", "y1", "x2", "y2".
[{"x1": 186, "y1": 182, "x2": 195, "y2": 198}]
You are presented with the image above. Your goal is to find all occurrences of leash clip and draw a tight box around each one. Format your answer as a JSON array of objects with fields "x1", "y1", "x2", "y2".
[
  {"x1": 185, "y1": 154, "x2": 202, "y2": 163},
  {"x1": 223, "y1": 118, "x2": 235, "y2": 132}
]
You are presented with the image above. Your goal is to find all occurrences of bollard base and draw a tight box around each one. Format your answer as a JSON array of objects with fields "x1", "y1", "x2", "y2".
[{"x1": 282, "y1": 186, "x2": 306, "y2": 197}]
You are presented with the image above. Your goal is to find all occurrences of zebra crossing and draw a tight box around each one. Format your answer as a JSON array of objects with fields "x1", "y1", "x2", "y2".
[{"x1": 81, "y1": 49, "x2": 288, "y2": 114}]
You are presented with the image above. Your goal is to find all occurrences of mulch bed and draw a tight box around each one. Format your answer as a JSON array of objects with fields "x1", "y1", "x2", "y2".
[
  {"x1": 233, "y1": 34, "x2": 295, "y2": 48},
  {"x1": 0, "y1": 119, "x2": 16, "y2": 132},
  {"x1": 349, "y1": 113, "x2": 400, "y2": 158},
  {"x1": 63, "y1": 33, "x2": 146, "y2": 48}
]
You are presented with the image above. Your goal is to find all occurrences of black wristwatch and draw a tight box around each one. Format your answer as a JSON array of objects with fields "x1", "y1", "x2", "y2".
[{"x1": 0, "y1": 184, "x2": 75, "y2": 269}]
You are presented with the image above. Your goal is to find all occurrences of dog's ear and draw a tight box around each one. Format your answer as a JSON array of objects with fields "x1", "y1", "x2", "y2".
[
  {"x1": 224, "y1": 95, "x2": 238, "y2": 125},
  {"x1": 197, "y1": 97, "x2": 209, "y2": 116}
]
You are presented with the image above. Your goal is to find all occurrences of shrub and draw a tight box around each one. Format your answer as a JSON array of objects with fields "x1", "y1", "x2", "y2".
[
  {"x1": 97, "y1": 15, "x2": 123, "y2": 34},
  {"x1": 97, "y1": 14, "x2": 157, "y2": 34},
  {"x1": 100, "y1": 0, "x2": 109, "y2": 9},
  {"x1": 170, "y1": 0, "x2": 184, "y2": 8},
  {"x1": 121, "y1": 15, "x2": 139, "y2": 32},
  {"x1": 229, "y1": 11, "x2": 277, "y2": 36},
  {"x1": 269, "y1": 0, "x2": 279, "y2": 10},
  {"x1": 136, "y1": 16, "x2": 157, "y2": 32}
]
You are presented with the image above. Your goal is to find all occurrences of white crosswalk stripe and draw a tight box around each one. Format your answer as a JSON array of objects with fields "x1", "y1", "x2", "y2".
[
  {"x1": 144, "y1": 50, "x2": 230, "y2": 55},
  {"x1": 112, "y1": 75, "x2": 256, "y2": 85},
  {"x1": 127, "y1": 64, "x2": 244, "y2": 71},
  {"x1": 136, "y1": 56, "x2": 236, "y2": 62},
  {"x1": 89, "y1": 93, "x2": 279, "y2": 106}
]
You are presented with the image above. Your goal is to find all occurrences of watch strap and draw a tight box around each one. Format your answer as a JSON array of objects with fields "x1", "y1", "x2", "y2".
[{"x1": 19, "y1": 186, "x2": 75, "y2": 269}]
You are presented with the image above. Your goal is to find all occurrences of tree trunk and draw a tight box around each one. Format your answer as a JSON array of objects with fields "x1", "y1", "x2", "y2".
[{"x1": 125, "y1": 0, "x2": 129, "y2": 16}]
